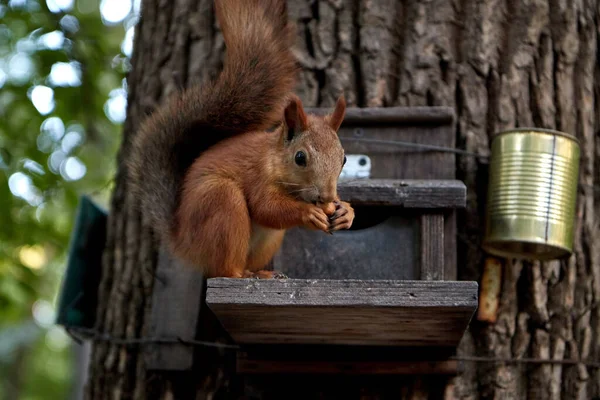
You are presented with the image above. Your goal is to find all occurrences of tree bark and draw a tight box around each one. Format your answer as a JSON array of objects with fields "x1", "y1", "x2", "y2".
[{"x1": 86, "y1": 0, "x2": 600, "y2": 399}]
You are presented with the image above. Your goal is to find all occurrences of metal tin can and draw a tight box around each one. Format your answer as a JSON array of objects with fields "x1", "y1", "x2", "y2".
[{"x1": 483, "y1": 128, "x2": 580, "y2": 261}]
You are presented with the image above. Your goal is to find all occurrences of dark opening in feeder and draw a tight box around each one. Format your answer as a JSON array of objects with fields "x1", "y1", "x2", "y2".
[{"x1": 483, "y1": 128, "x2": 580, "y2": 261}]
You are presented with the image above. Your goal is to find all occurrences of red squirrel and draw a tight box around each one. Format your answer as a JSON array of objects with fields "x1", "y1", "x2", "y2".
[{"x1": 128, "y1": 0, "x2": 355, "y2": 279}]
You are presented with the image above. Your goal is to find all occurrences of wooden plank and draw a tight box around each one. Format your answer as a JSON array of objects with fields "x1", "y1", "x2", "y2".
[
  {"x1": 237, "y1": 357, "x2": 458, "y2": 375},
  {"x1": 145, "y1": 248, "x2": 205, "y2": 371},
  {"x1": 444, "y1": 213, "x2": 458, "y2": 280},
  {"x1": 338, "y1": 127, "x2": 455, "y2": 181},
  {"x1": 305, "y1": 106, "x2": 455, "y2": 126},
  {"x1": 420, "y1": 214, "x2": 445, "y2": 280},
  {"x1": 337, "y1": 123, "x2": 455, "y2": 181},
  {"x1": 337, "y1": 179, "x2": 466, "y2": 209},
  {"x1": 207, "y1": 279, "x2": 477, "y2": 307},
  {"x1": 206, "y1": 279, "x2": 478, "y2": 347}
]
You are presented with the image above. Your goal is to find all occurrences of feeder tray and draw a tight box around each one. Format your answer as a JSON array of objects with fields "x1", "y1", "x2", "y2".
[
  {"x1": 206, "y1": 178, "x2": 475, "y2": 355},
  {"x1": 206, "y1": 278, "x2": 477, "y2": 347}
]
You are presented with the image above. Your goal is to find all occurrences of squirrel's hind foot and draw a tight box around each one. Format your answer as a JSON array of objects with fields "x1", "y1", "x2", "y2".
[
  {"x1": 243, "y1": 269, "x2": 289, "y2": 279},
  {"x1": 270, "y1": 271, "x2": 289, "y2": 279}
]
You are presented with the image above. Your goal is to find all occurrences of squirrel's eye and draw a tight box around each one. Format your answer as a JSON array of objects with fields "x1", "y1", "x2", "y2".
[
  {"x1": 343, "y1": 155, "x2": 347, "y2": 166},
  {"x1": 295, "y1": 151, "x2": 307, "y2": 167}
]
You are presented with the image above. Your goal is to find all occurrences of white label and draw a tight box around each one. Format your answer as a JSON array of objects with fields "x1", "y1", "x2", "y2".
[{"x1": 340, "y1": 154, "x2": 371, "y2": 180}]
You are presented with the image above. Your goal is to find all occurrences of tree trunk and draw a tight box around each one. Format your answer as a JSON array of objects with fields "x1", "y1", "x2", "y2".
[{"x1": 86, "y1": 0, "x2": 600, "y2": 399}]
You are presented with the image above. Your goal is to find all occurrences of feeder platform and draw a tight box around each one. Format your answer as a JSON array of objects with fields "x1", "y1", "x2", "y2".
[{"x1": 206, "y1": 278, "x2": 477, "y2": 347}]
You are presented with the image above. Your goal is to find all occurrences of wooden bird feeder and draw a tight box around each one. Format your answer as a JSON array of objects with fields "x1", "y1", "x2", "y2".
[{"x1": 146, "y1": 106, "x2": 478, "y2": 375}]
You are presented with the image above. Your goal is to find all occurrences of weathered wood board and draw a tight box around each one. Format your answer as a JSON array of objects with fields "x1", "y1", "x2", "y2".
[
  {"x1": 145, "y1": 248, "x2": 205, "y2": 371},
  {"x1": 206, "y1": 279, "x2": 478, "y2": 347},
  {"x1": 305, "y1": 106, "x2": 456, "y2": 181},
  {"x1": 336, "y1": 179, "x2": 466, "y2": 208},
  {"x1": 420, "y1": 214, "x2": 445, "y2": 280}
]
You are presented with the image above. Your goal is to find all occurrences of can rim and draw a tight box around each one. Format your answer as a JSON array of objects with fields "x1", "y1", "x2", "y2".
[
  {"x1": 482, "y1": 239, "x2": 572, "y2": 261},
  {"x1": 492, "y1": 128, "x2": 580, "y2": 145}
]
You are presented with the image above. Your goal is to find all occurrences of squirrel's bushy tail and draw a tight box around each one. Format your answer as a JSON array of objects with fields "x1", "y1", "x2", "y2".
[{"x1": 128, "y1": 0, "x2": 297, "y2": 238}]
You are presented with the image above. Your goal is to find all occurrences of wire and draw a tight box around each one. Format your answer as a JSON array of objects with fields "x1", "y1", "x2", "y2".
[
  {"x1": 340, "y1": 137, "x2": 487, "y2": 158},
  {"x1": 62, "y1": 326, "x2": 600, "y2": 368},
  {"x1": 339, "y1": 136, "x2": 600, "y2": 193},
  {"x1": 83, "y1": 136, "x2": 600, "y2": 195},
  {"x1": 62, "y1": 325, "x2": 600, "y2": 368},
  {"x1": 63, "y1": 325, "x2": 241, "y2": 350},
  {"x1": 64, "y1": 323, "x2": 600, "y2": 367},
  {"x1": 452, "y1": 355, "x2": 600, "y2": 368}
]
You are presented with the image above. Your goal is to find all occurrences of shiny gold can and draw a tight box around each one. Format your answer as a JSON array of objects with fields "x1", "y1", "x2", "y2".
[{"x1": 483, "y1": 128, "x2": 580, "y2": 261}]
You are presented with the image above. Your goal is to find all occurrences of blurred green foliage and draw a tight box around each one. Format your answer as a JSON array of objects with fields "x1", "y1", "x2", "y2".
[{"x1": 0, "y1": 0, "x2": 133, "y2": 398}]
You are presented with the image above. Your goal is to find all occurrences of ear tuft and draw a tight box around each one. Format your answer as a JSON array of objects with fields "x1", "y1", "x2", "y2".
[
  {"x1": 327, "y1": 94, "x2": 346, "y2": 132},
  {"x1": 284, "y1": 94, "x2": 308, "y2": 142}
]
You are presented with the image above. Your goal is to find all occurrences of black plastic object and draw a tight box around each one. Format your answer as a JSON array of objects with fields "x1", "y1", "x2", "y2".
[{"x1": 55, "y1": 196, "x2": 107, "y2": 328}]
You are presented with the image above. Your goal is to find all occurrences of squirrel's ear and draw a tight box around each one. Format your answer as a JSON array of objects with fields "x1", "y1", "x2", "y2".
[
  {"x1": 327, "y1": 94, "x2": 346, "y2": 132},
  {"x1": 283, "y1": 94, "x2": 308, "y2": 142}
]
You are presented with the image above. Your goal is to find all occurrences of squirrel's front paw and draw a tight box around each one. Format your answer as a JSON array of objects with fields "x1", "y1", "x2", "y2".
[
  {"x1": 302, "y1": 205, "x2": 330, "y2": 232},
  {"x1": 329, "y1": 201, "x2": 355, "y2": 232}
]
